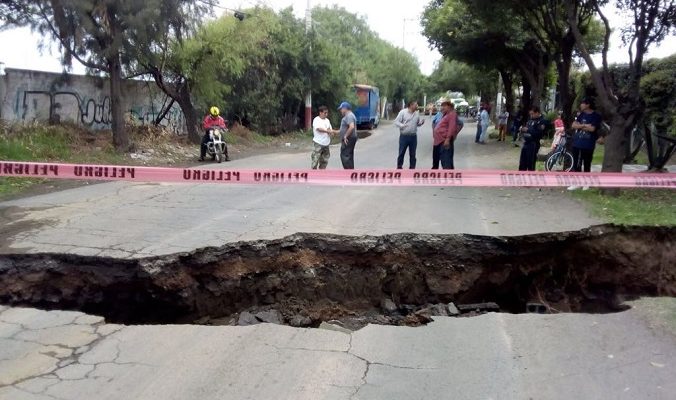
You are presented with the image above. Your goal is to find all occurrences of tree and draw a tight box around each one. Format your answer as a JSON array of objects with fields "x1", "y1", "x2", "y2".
[
  {"x1": 641, "y1": 54, "x2": 676, "y2": 136},
  {"x1": 312, "y1": 6, "x2": 425, "y2": 110},
  {"x1": 422, "y1": 0, "x2": 552, "y2": 121},
  {"x1": 490, "y1": 0, "x2": 601, "y2": 128},
  {"x1": 151, "y1": 5, "x2": 425, "y2": 135},
  {"x1": 427, "y1": 60, "x2": 502, "y2": 109},
  {"x1": 1, "y1": 0, "x2": 209, "y2": 150},
  {"x1": 146, "y1": 8, "x2": 261, "y2": 141},
  {"x1": 565, "y1": 0, "x2": 676, "y2": 172},
  {"x1": 130, "y1": 1, "x2": 210, "y2": 143}
]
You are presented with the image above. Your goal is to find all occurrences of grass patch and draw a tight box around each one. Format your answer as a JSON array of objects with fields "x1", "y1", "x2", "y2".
[
  {"x1": 591, "y1": 143, "x2": 650, "y2": 167},
  {"x1": 0, "y1": 123, "x2": 128, "y2": 199},
  {"x1": 0, "y1": 177, "x2": 44, "y2": 197},
  {"x1": 573, "y1": 188, "x2": 676, "y2": 226},
  {"x1": 592, "y1": 144, "x2": 604, "y2": 165},
  {"x1": 1, "y1": 123, "x2": 127, "y2": 164}
]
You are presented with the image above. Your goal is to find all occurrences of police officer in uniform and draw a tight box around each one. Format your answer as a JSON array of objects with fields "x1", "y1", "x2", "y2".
[{"x1": 518, "y1": 106, "x2": 548, "y2": 171}]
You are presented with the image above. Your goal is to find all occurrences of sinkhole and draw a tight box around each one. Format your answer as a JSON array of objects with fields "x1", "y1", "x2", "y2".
[{"x1": 0, "y1": 225, "x2": 674, "y2": 330}]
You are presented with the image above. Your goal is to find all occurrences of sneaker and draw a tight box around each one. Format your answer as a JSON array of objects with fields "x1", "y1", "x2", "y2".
[
  {"x1": 567, "y1": 186, "x2": 580, "y2": 191},
  {"x1": 198, "y1": 157, "x2": 205, "y2": 162},
  {"x1": 582, "y1": 186, "x2": 590, "y2": 191}
]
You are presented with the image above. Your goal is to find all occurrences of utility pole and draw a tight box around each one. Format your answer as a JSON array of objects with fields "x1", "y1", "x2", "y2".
[
  {"x1": 304, "y1": 0, "x2": 313, "y2": 131},
  {"x1": 402, "y1": 18, "x2": 416, "y2": 50}
]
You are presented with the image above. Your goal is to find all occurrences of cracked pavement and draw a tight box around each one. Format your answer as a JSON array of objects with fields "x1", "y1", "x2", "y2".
[
  {"x1": 2, "y1": 300, "x2": 676, "y2": 400},
  {"x1": 0, "y1": 122, "x2": 600, "y2": 258},
  {"x1": 2, "y1": 122, "x2": 673, "y2": 399}
]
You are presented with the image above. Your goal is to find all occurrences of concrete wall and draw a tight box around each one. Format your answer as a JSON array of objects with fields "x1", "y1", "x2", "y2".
[{"x1": 0, "y1": 68, "x2": 185, "y2": 134}]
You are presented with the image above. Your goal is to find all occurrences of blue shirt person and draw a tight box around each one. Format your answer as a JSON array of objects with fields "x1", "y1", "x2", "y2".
[{"x1": 570, "y1": 97, "x2": 603, "y2": 176}]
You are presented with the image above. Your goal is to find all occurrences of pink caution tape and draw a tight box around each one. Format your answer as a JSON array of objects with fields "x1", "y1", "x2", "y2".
[{"x1": 1, "y1": 161, "x2": 674, "y2": 188}]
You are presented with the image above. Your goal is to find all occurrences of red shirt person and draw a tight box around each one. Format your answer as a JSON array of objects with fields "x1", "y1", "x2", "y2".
[
  {"x1": 200, "y1": 106, "x2": 227, "y2": 161},
  {"x1": 203, "y1": 108, "x2": 226, "y2": 131},
  {"x1": 432, "y1": 101, "x2": 458, "y2": 169}
]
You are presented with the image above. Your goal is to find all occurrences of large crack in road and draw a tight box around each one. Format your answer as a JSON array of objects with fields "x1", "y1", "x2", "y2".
[{"x1": 0, "y1": 224, "x2": 674, "y2": 330}]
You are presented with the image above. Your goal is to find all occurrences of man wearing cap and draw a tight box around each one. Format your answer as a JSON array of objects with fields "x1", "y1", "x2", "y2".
[
  {"x1": 568, "y1": 97, "x2": 603, "y2": 190},
  {"x1": 338, "y1": 102, "x2": 358, "y2": 169},
  {"x1": 432, "y1": 100, "x2": 458, "y2": 170}
]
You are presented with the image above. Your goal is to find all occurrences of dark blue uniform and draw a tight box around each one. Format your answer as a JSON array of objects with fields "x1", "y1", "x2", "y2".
[
  {"x1": 518, "y1": 115, "x2": 548, "y2": 171},
  {"x1": 572, "y1": 111, "x2": 603, "y2": 172},
  {"x1": 511, "y1": 114, "x2": 522, "y2": 143}
]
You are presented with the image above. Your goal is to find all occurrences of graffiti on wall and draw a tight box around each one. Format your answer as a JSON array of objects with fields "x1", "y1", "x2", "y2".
[
  {"x1": 18, "y1": 90, "x2": 112, "y2": 128},
  {"x1": 12, "y1": 87, "x2": 185, "y2": 134},
  {"x1": 127, "y1": 104, "x2": 186, "y2": 135}
]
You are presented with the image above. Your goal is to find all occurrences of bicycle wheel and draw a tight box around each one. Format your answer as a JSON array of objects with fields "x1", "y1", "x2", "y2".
[{"x1": 546, "y1": 151, "x2": 574, "y2": 172}]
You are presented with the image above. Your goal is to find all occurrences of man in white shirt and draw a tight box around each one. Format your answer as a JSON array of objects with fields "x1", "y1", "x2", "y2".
[{"x1": 311, "y1": 106, "x2": 336, "y2": 169}]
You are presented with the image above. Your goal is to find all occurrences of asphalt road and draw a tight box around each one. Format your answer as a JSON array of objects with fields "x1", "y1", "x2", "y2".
[
  {"x1": 0, "y1": 120, "x2": 600, "y2": 257},
  {"x1": 3, "y1": 120, "x2": 675, "y2": 400},
  {"x1": 2, "y1": 299, "x2": 676, "y2": 400}
]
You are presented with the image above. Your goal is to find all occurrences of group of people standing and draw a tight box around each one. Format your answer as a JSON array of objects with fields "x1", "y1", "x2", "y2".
[
  {"x1": 515, "y1": 98, "x2": 603, "y2": 191},
  {"x1": 389, "y1": 99, "x2": 464, "y2": 170},
  {"x1": 310, "y1": 97, "x2": 603, "y2": 180},
  {"x1": 311, "y1": 99, "x2": 463, "y2": 170}
]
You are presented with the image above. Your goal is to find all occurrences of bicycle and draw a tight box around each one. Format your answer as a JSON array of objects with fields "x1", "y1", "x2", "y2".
[{"x1": 544, "y1": 134, "x2": 574, "y2": 172}]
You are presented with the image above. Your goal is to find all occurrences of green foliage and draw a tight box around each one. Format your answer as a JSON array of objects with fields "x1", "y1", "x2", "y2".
[
  {"x1": 428, "y1": 60, "x2": 492, "y2": 98},
  {"x1": 0, "y1": 126, "x2": 74, "y2": 161},
  {"x1": 0, "y1": 124, "x2": 121, "y2": 197},
  {"x1": 572, "y1": 53, "x2": 676, "y2": 136},
  {"x1": 640, "y1": 54, "x2": 676, "y2": 136},
  {"x1": 2, "y1": 0, "x2": 210, "y2": 149},
  {"x1": 171, "y1": 5, "x2": 425, "y2": 133},
  {"x1": 574, "y1": 189, "x2": 676, "y2": 226},
  {"x1": 311, "y1": 7, "x2": 426, "y2": 108}
]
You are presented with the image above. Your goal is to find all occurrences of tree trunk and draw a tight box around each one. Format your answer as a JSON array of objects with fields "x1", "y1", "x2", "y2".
[
  {"x1": 148, "y1": 68, "x2": 200, "y2": 144},
  {"x1": 516, "y1": 43, "x2": 548, "y2": 109},
  {"x1": 603, "y1": 114, "x2": 633, "y2": 172},
  {"x1": 530, "y1": 70, "x2": 544, "y2": 109},
  {"x1": 153, "y1": 98, "x2": 176, "y2": 126},
  {"x1": 520, "y1": 75, "x2": 532, "y2": 119},
  {"x1": 557, "y1": 34, "x2": 575, "y2": 129},
  {"x1": 109, "y1": 54, "x2": 129, "y2": 151},
  {"x1": 177, "y1": 84, "x2": 200, "y2": 144},
  {"x1": 500, "y1": 69, "x2": 515, "y2": 126}
]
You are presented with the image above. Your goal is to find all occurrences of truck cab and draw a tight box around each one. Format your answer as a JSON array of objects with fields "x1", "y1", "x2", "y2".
[{"x1": 353, "y1": 84, "x2": 380, "y2": 130}]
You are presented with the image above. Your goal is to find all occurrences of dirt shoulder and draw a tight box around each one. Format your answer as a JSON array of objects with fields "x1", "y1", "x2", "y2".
[
  {"x1": 0, "y1": 122, "x2": 383, "y2": 201},
  {"x1": 0, "y1": 123, "x2": 314, "y2": 201}
]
